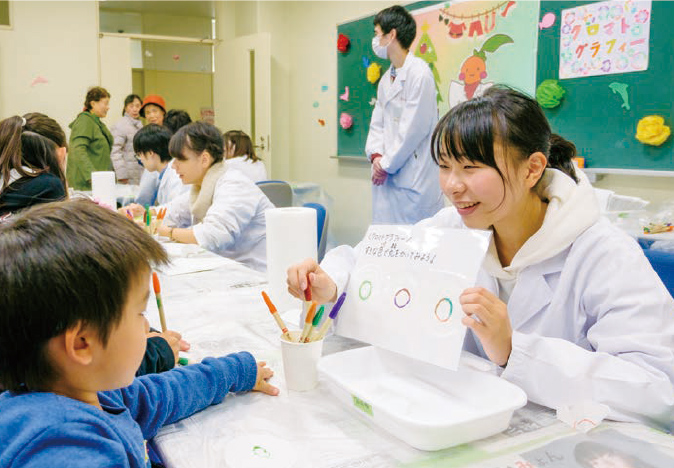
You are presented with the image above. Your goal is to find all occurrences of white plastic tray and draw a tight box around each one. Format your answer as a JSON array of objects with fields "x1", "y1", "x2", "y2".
[{"x1": 318, "y1": 346, "x2": 527, "y2": 451}]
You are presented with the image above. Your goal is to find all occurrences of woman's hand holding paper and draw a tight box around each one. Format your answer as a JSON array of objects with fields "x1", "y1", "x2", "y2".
[{"x1": 459, "y1": 287, "x2": 512, "y2": 367}]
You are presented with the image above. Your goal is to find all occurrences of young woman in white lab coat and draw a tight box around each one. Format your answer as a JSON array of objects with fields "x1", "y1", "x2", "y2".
[
  {"x1": 365, "y1": 6, "x2": 444, "y2": 225},
  {"x1": 287, "y1": 87, "x2": 674, "y2": 430},
  {"x1": 157, "y1": 122, "x2": 274, "y2": 272}
]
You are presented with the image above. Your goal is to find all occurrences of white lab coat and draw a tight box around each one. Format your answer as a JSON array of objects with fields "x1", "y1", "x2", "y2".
[
  {"x1": 225, "y1": 156, "x2": 268, "y2": 183},
  {"x1": 135, "y1": 161, "x2": 188, "y2": 207},
  {"x1": 320, "y1": 178, "x2": 674, "y2": 429},
  {"x1": 164, "y1": 170, "x2": 275, "y2": 272},
  {"x1": 365, "y1": 54, "x2": 444, "y2": 225}
]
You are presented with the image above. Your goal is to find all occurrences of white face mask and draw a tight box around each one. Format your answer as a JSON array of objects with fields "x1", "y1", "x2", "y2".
[{"x1": 372, "y1": 35, "x2": 390, "y2": 60}]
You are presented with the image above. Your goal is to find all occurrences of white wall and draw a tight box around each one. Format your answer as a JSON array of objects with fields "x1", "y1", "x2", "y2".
[{"x1": 0, "y1": 1, "x2": 99, "y2": 135}]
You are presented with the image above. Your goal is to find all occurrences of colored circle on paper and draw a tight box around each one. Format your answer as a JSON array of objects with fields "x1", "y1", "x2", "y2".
[
  {"x1": 434, "y1": 298, "x2": 453, "y2": 322},
  {"x1": 359, "y1": 280, "x2": 372, "y2": 300},
  {"x1": 393, "y1": 288, "x2": 411, "y2": 308}
]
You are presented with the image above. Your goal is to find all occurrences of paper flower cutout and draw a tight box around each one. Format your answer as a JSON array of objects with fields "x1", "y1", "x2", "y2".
[
  {"x1": 636, "y1": 115, "x2": 671, "y2": 146},
  {"x1": 31, "y1": 76, "x2": 49, "y2": 87},
  {"x1": 317, "y1": 119, "x2": 325, "y2": 127},
  {"x1": 339, "y1": 112, "x2": 353, "y2": 130},
  {"x1": 362, "y1": 56, "x2": 370, "y2": 68},
  {"x1": 535, "y1": 79, "x2": 565, "y2": 108},
  {"x1": 337, "y1": 33, "x2": 350, "y2": 53},
  {"x1": 339, "y1": 86, "x2": 349, "y2": 101},
  {"x1": 367, "y1": 63, "x2": 382, "y2": 84},
  {"x1": 539, "y1": 12, "x2": 556, "y2": 30}
]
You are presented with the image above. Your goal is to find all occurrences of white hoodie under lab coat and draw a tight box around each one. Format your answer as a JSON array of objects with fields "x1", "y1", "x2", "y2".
[{"x1": 321, "y1": 169, "x2": 674, "y2": 429}]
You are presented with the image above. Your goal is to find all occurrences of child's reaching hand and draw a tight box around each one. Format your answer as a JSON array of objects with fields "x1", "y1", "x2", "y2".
[{"x1": 253, "y1": 361, "x2": 279, "y2": 396}]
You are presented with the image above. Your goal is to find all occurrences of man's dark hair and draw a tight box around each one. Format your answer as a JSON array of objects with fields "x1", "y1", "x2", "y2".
[
  {"x1": 373, "y1": 5, "x2": 417, "y2": 50},
  {"x1": 133, "y1": 124, "x2": 173, "y2": 162},
  {"x1": 164, "y1": 109, "x2": 192, "y2": 134},
  {"x1": 0, "y1": 199, "x2": 168, "y2": 392}
]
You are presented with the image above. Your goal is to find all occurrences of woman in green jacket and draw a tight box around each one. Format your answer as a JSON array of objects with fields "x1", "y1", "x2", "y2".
[{"x1": 66, "y1": 87, "x2": 114, "y2": 190}]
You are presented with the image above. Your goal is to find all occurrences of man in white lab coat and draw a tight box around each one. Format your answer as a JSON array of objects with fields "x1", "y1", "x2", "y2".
[{"x1": 366, "y1": 6, "x2": 444, "y2": 224}]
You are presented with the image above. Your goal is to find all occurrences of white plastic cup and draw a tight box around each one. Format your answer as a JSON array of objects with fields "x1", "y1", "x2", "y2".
[{"x1": 280, "y1": 331, "x2": 324, "y2": 391}]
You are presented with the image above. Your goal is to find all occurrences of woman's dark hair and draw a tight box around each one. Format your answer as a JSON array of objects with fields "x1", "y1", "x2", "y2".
[
  {"x1": 431, "y1": 86, "x2": 578, "y2": 188},
  {"x1": 169, "y1": 121, "x2": 224, "y2": 164},
  {"x1": 83, "y1": 86, "x2": 111, "y2": 111},
  {"x1": 122, "y1": 94, "x2": 142, "y2": 116},
  {"x1": 0, "y1": 114, "x2": 67, "y2": 193},
  {"x1": 574, "y1": 441, "x2": 655, "y2": 468},
  {"x1": 224, "y1": 130, "x2": 259, "y2": 162},
  {"x1": 164, "y1": 109, "x2": 192, "y2": 134},
  {"x1": 374, "y1": 5, "x2": 417, "y2": 50},
  {"x1": 0, "y1": 199, "x2": 168, "y2": 392},
  {"x1": 133, "y1": 124, "x2": 173, "y2": 162}
]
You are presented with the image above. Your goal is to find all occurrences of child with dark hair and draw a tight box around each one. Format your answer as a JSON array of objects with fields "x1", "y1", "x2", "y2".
[
  {"x1": 110, "y1": 94, "x2": 143, "y2": 185},
  {"x1": 0, "y1": 199, "x2": 277, "y2": 466},
  {"x1": 223, "y1": 130, "x2": 267, "y2": 183},
  {"x1": 125, "y1": 124, "x2": 188, "y2": 211},
  {"x1": 0, "y1": 113, "x2": 68, "y2": 219},
  {"x1": 164, "y1": 109, "x2": 192, "y2": 134},
  {"x1": 287, "y1": 86, "x2": 674, "y2": 430},
  {"x1": 156, "y1": 122, "x2": 274, "y2": 272}
]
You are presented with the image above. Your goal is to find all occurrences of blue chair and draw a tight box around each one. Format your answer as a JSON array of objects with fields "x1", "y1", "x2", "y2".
[
  {"x1": 304, "y1": 202, "x2": 328, "y2": 262},
  {"x1": 642, "y1": 248, "x2": 674, "y2": 298},
  {"x1": 256, "y1": 180, "x2": 293, "y2": 207}
]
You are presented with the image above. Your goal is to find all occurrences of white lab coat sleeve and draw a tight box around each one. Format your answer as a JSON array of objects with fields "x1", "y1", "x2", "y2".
[
  {"x1": 163, "y1": 191, "x2": 192, "y2": 228},
  {"x1": 380, "y1": 67, "x2": 437, "y2": 175},
  {"x1": 501, "y1": 244, "x2": 674, "y2": 429},
  {"x1": 320, "y1": 244, "x2": 360, "y2": 297},
  {"x1": 191, "y1": 176, "x2": 258, "y2": 252},
  {"x1": 365, "y1": 84, "x2": 385, "y2": 161}
]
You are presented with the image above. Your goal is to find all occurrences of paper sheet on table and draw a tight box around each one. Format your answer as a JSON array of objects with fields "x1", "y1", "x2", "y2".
[{"x1": 335, "y1": 225, "x2": 491, "y2": 371}]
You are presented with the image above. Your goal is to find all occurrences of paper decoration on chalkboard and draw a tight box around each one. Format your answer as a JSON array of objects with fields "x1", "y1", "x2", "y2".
[
  {"x1": 335, "y1": 224, "x2": 491, "y2": 370},
  {"x1": 366, "y1": 63, "x2": 381, "y2": 84},
  {"x1": 608, "y1": 82, "x2": 630, "y2": 110},
  {"x1": 437, "y1": 1, "x2": 516, "y2": 39},
  {"x1": 635, "y1": 115, "x2": 671, "y2": 146},
  {"x1": 536, "y1": 79, "x2": 565, "y2": 108},
  {"x1": 539, "y1": 12, "x2": 556, "y2": 30},
  {"x1": 337, "y1": 33, "x2": 350, "y2": 53},
  {"x1": 369, "y1": 97, "x2": 377, "y2": 107},
  {"x1": 339, "y1": 112, "x2": 353, "y2": 130},
  {"x1": 30, "y1": 76, "x2": 49, "y2": 87},
  {"x1": 339, "y1": 86, "x2": 350, "y2": 101},
  {"x1": 559, "y1": 0, "x2": 652, "y2": 79},
  {"x1": 414, "y1": 22, "x2": 442, "y2": 104},
  {"x1": 448, "y1": 34, "x2": 514, "y2": 109},
  {"x1": 362, "y1": 56, "x2": 370, "y2": 68}
]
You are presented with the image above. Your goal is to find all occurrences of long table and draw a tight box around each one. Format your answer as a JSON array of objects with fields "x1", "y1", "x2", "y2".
[{"x1": 148, "y1": 245, "x2": 674, "y2": 468}]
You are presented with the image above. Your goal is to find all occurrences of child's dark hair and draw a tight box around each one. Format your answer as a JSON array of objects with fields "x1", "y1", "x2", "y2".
[
  {"x1": 0, "y1": 114, "x2": 67, "y2": 193},
  {"x1": 0, "y1": 199, "x2": 168, "y2": 392},
  {"x1": 83, "y1": 86, "x2": 111, "y2": 111},
  {"x1": 122, "y1": 93, "x2": 142, "y2": 116},
  {"x1": 133, "y1": 124, "x2": 173, "y2": 162},
  {"x1": 431, "y1": 86, "x2": 578, "y2": 187},
  {"x1": 169, "y1": 121, "x2": 224, "y2": 164},
  {"x1": 164, "y1": 109, "x2": 193, "y2": 134},
  {"x1": 374, "y1": 5, "x2": 417, "y2": 50},
  {"x1": 224, "y1": 130, "x2": 260, "y2": 162}
]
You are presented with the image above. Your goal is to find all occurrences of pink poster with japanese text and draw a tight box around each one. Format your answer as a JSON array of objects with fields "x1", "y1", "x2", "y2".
[{"x1": 559, "y1": 0, "x2": 651, "y2": 79}]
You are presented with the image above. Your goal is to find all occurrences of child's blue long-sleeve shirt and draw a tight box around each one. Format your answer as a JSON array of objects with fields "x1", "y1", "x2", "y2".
[{"x1": 0, "y1": 352, "x2": 257, "y2": 468}]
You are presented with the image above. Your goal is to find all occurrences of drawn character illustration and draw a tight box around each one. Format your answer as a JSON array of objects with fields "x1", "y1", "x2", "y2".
[{"x1": 448, "y1": 33, "x2": 513, "y2": 108}]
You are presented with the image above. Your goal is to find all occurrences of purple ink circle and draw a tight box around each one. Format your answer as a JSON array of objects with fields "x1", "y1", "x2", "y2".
[{"x1": 393, "y1": 288, "x2": 411, "y2": 308}]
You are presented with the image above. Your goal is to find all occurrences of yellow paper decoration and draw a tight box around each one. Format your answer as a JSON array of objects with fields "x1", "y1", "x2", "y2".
[
  {"x1": 367, "y1": 63, "x2": 382, "y2": 84},
  {"x1": 635, "y1": 115, "x2": 671, "y2": 146}
]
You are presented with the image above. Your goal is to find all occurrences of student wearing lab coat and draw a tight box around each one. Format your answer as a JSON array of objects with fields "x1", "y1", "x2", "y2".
[
  {"x1": 287, "y1": 87, "x2": 674, "y2": 430},
  {"x1": 366, "y1": 6, "x2": 444, "y2": 224},
  {"x1": 157, "y1": 122, "x2": 274, "y2": 272}
]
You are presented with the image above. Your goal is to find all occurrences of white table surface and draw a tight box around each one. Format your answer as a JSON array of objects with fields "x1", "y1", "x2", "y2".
[{"x1": 148, "y1": 245, "x2": 674, "y2": 468}]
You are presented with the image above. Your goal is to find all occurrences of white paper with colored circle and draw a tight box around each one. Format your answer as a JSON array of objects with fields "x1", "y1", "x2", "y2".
[{"x1": 335, "y1": 225, "x2": 491, "y2": 371}]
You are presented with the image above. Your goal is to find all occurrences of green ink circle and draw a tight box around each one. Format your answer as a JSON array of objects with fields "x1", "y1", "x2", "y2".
[
  {"x1": 434, "y1": 297, "x2": 453, "y2": 322},
  {"x1": 359, "y1": 280, "x2": 372, "y2": 300}
]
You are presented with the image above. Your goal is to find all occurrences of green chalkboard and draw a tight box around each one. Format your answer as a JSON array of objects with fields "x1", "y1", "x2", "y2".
[
  {"x1": 537, "y1": 1, "x2": 674, "y2": 171},
  {"x1": 336, "y1": 1, "x2": 438, "y2": 158}
]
